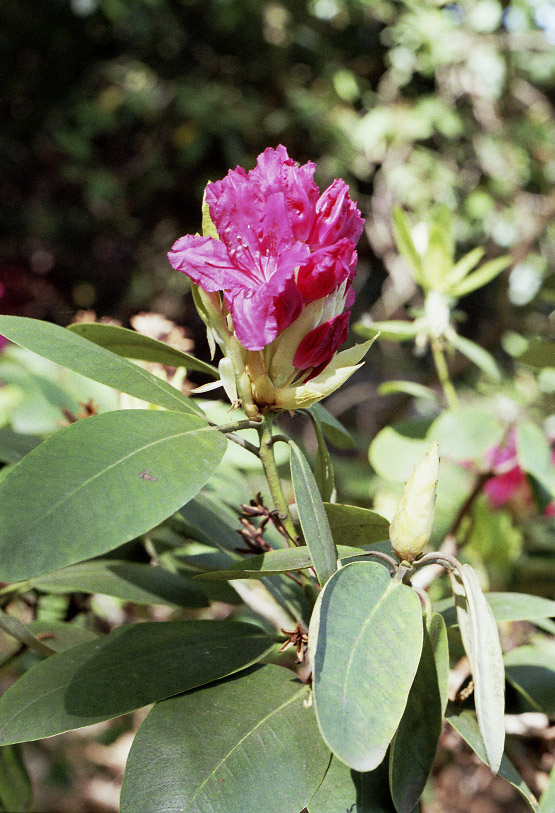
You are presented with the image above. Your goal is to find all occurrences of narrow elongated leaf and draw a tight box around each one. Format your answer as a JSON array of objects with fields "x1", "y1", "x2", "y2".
[
  {"x1": 378, "y1": 380, "x2": 438, "y2": 401},
  {"x1": 308, "y1": 755, "x2": 398, "y2": 813},
  {"x1": 324, "y1": 503, "x2": 391, "y2": 547},
  {"x1": 0, "y1": 745, "x2": 32, "y2": 813},
  {"x1": 290, "y1": 441, "x2": 337, "y2": 586},
  {"x1": 450, "y1": 256, "x2": 510, "y2": 298},
  {"x1": 31, "y1": 560, "x2": 209, "y2": 608},
  {"x1": 68, "y1": 322, "x2": 219, "y2": 377},
  {"x1": 450, "y1": 565, "x2": 505, "y2": 773},
  {"x1": 389, "y1": 613, "x2": 448, "y2": 813},
  {"x1": 0, "y1": 316, "x2": 203, "y2": 415},
  {"x1": 308, "y1": 409, "x2": 335, "y2": 501},
  {"x1": 195, "y1": 544, "x2": 375, "y2": 580},
  {"x1": 447, "y1": 246, "x2": 485, "y2": 286},
  {"x1": 0, "y1": 621, "x2": 273, "y2": 743},
  {"x1": 446, "y1": 329, "x2": 501, "y2": 382},
  {"x1": 121, "y1": 665, "x2": 330, "y2": 813},
  {"x1": 355, "y1": 319, "x2": 421, "y2": 342},
  {"x1": 540, "y1": 762, "x2": 555, "y2": 812},
  {"x1": 393, "y1": 208, "x2": 424, "y2": 284},
  {"x1": 309, "y1": 403, "x2": 354, "y2": 449},
  {"x1": 0, "y1": 410, "x2": 227, "y2": 580},
  {"x1": 446, "y1": 707, "x2": 539, "y2": 812},
  {"x1": 309, "y1": 562, "x2": 423, "y2": 772},
  {"x1": 436, "y1": 591, "x2": 555, "y2": 627}
]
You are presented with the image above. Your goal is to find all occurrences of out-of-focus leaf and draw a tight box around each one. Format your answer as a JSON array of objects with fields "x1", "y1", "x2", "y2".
[
  {"x1": 121, "y1": 665, "x2": 330, "y2": 813},
  {"x1": 436, "y1": 591, "x2": 555, "y2": 627},
  {"x1": 370, "y1": 420, "x2": 431, "y2": 482},
  {"x1": 0, "y1": 621, "x2": 274, "y2": 743},
  {"x1": 447, "y1": 247, "x2": 485, "y2": 286},
  {"x1": 309, "y1": 562, "x2": 423, "y2": 772},
  {"x1": 450, "y1": 256, "x2": 510, "y2": 298},
  {"x1": 446, "y1": 329, "x2": 501, "y2": 381},
  {"x1": 450, "y1": 565, "x2": 505, "y2": 773},
  {"x1": 393, "y1": 208, "x2": 425, "y2": 284},
  {"x1": 0, "y1": 428, "x2": 42, "y2": 464},
  {"x1": 429, "y1": 407, "x2": 503, "y2": 462},
  {"x1": 355, "y1": 319, "x2": 421, "y2": 342},
  {"x1": 504, "y1": 640, "x2": 555, "y2": 714},
  {"x1": 68, "y1": 322, "x2": 219, "y2": 377},
  {"x1": 517, "y1": 340, "x2": 555, "y2": 369},
  {"x1": 0, "y1": 745, "x2": 32, "y2": 813},
  {"x1": 290, "y1": 441, "x2": 337, "y2": 586},
  {"x1": 378, "y1": 380, "x2": 438, "y2": 401},
  {"x1": 517, "y1": 421, "x2": 555, "y2": 499},
  {"x1": 540, "y1": 762, "x2": 555, "y2": 812}
]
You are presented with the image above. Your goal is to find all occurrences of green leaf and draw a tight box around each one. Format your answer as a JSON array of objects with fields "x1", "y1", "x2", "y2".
[
  {"x1": 355, "y1": 319, "x2": 421, "y2": 342},
  {"x1": 504, "y1": 640, "x2": 555, "y2": 714},
  {"x1": 0, "y1": 745, "x2": 32, "y2": 813},
  {"x1": 309, "y1": 403, "x2": 354, "y2": 449},
  {"x1": 30, "y1": 560, "x2": 209, "y2": 608},
  {"x1": 0, "y1": 428, "x2": 42, "y2": 464},
  {"x1": 447, "y1": 247, "x2": 485, "y2": 287},
  {"x1": 308, "y1": 755, "x2": 398, "y2": 813},
  {"x1": 540, "y1": 761, "x2": 555, "y2": 812},
  {"x1": 429, "y1": 407, "x2": 503, "y2": 463},
  {"x1": 309, "y1": 562, "x2": 423, "y2": 772},
  {"x1": 389, "y1": 613, "x2": 448, "y2": 813},
  {"x1": 308, "y1": 409, "x2": 335, "y2": 501},
  {"x1": 0, "y1": 410, "x2": 227, "y2": 581},
  {"x1": 517, "y1": 421, "x2": 555, "y2": 499},
  {"x1": 0, "y1": 316, "x2": 203, "y2": 415},
  {"x1": 436, "y1": 591, "x2": 555, "y2": 627},
  {"x1": 370, "y1": 421, "x2": 431, "y2": 482},
  {"x1": 378, "y1": 380, "x2": 438, "y2": 401},
  {"x1": 450, "y1": 565, "x2": 505, "y2": 773},
  {"x1": 324, "y1": 503, "x2": 391, "y2": 548},
  {"x1": 446, "y1": 329, "x2": 501, "y2": 382},
  {"x1": 446, "y1": 707, "x2": 539, "y2": 812},
  {"x1": 290, "y1": 441, "x2": 338, "y2": 587},
  {"x1": 68, "y1": 322, "x2": 219, "y2": 378},
  {"x1": 0, "y1": 621, "x2": 273, "y2": 743},
  {"x1": 195, "y1": 544, "x2": 375, "y2": 580},
  {"x1": 27, "y1": 621, "x2": 98, "y2": 651},
  {"x1": 392, "y1": 208, "x2": 424, "y2": 285},
  {"x1": 516, "y1": 339, "x2": 555, "y2": 370},
  {"x1": 120, "y1": 665, "x2": 330, "y2": 813},
  {"x1": 449, "y1": 256, "x2": 510, "y2": 298}
]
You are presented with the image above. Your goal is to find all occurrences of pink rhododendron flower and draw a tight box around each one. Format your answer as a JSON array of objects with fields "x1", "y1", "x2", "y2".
[{"x1": 168, "y1": 146, "x2": 373, "y2": 416}]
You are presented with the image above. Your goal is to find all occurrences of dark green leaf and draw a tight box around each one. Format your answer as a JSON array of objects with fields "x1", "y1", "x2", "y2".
[
  {"x1": 389, "y1": 613, "x2": 448, "y2": 813},
  {"x1": 68, "y1": 322, "x2": 219, "y2": 377},
  {"x1": 446, "y1": 707, "x2": 539, "y2": 812},
  {"x1": 31, "y1": 560, "x2": 209, "y2": 608},
  {"x1": 309, "y1": 403, "x2": 354, "y2": 449},
  {"x1": 0, "y1": 745, "x2": 32, "y2": 813},
  {"x1": 308, "y1": 409, "x2": 335, "y2": 501},
  {"x1": 290, "y1": 441, "x2": 337, "y2": 586},
  {"x1": 0, "y1": 621, "x2": 273, "y2": 743},
  {"x1": 308, "y1": 755, "x2": 398, "y2": 813},
  {"x1": 309, "y1": 562, "x2": 423, "y2": 772},
  {"x1": 27, "y1": 621, "x2": 98, "y2": 651},
  {"x1": 0, "y1": 428, "x2": 42, "y2": 464},
  {"x1": 195, "y1": 544, "x2": 375, "y2": 580},
  {"x1": 450, "y1": 565, "x2": 505, "y2": 773},
  {"x1": 504, "y1": 641, "x2": 555, "y2": 714},
  {"x1": 121, "y1": 665, "x2": 330, "y2": 813},
  {"x1": 0, "y1": 316, "x2": 203, "y2": 415},
  {"x1": 0, "y1": 410, "x2": 227, "y2": 580},
  {"x1": 324, "y1": 503, "x2": 391, "y2": 548}
]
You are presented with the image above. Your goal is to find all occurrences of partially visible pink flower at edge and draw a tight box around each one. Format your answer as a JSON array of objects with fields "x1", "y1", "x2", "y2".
[{"x1": 168, "y1": 145, "x2": 363, "y2": 366}]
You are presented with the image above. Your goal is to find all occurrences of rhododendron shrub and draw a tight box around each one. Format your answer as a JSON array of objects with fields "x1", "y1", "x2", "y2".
[{"x1": 168, "y1": 145, "x2": 372, "y2": 417}]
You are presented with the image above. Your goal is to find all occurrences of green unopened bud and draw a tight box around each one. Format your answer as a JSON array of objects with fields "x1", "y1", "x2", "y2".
[{"x1": 390, "y1": 442, "x2": 439, "y2": 562}]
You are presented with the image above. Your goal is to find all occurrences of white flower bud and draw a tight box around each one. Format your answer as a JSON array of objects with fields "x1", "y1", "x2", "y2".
[{"x1": 390, "y1": 442, "x2": 439, "y2": 562}]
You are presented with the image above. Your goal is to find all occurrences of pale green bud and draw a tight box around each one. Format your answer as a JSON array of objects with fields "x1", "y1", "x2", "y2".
[{"x1": 390, "y1": 442, "x2": 439, "y2": 562}]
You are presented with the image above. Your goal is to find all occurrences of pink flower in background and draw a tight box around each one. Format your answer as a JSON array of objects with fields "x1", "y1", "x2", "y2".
[{"x1": 168, "y1": 145, "x2": 363, "y2": 361}]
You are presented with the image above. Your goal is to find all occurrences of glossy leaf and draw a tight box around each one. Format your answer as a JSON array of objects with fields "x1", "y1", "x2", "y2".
[
  {"x1": 0, "y1": 621, "x2": 273, "y2": 743},
  {"x1": 436, "y1": 591, "x2": 555, "y2": 627},
  {"x1": 389, "y1": 613, "x2": 448, "y2": 813},
  {"x1": 0, "y1": 745, "x2": 32, "y2": 813},
  {"x1": 31, "y1": 560, "x2": 209, "y2": 608},
  {"x1": 68, "y1": 322, "x2": 219, "y2": 377},
  {"x1": 446, "y1": 707, "x2": 539, "y2": 812},
  {"x1": 308, "y1": 755, "x2": 398, "y2": 813},
  {"x1": 290, "y1": 441, "x2": 337, "y2": 586},
  {"x1": 309, "y1": 562, "x2": 423, "y2": 772},
  {"x1": 195, "y1": 544, "x2": 374, "y2": 580},
  {"x1": 450, "y1": 565, "x2": 505, "y2": 773},
  {"x1": 121, "y1": 665, "x2": 330, "y2": 813},
  {"x1": 0, "y1": 315, "x2": 203, "y2": 415},
  {"x1": 324, "y1": 503, "x2": 391, "y2": 548},
  {"x1": 0, "y1": 410, "x2": 227, "y2": 581}
]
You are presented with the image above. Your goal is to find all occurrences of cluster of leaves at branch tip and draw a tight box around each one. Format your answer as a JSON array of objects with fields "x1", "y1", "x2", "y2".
[{"x1": 389, "y1": 441, "x2": 439, "y2": 563}]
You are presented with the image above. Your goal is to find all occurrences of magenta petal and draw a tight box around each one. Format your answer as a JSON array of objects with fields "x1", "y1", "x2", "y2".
[
  {"x1": 227, "y1": 275, "x2": 303, "y2": 351},
  {"x1": 310, "y1": 179, "x2": 364, "y2": 248},
  {"x1": 297, "y1": 239, "x2": 355, "y2": 304},
  {"x1": 167, "y1": 235, "x2": 242, "y2": 293},
  {"x1": 293, "y1": 311, "x2": 350, "y2": 370}
]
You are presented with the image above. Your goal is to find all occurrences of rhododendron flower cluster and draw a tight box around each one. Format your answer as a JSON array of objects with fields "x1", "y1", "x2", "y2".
[{"x1": 168, "y1": 145, "x2": 373, "y2": 417}]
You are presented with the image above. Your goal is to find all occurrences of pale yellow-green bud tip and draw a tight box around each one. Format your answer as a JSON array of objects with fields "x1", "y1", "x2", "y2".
[{"x1": 389, "y1": 441, "x2": 439, "y2": 563}]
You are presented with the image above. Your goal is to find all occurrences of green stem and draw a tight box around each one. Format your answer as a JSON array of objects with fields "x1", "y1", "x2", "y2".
[
  {"x1": 257, "y1": 415, "x2": 299, "y2": 545},
  {"x1": 431, "y1": 336, "x2": 459, "y2": 410},
  {"x1": 0, "y1": 609, "x2": 56, "y2": 657}
]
